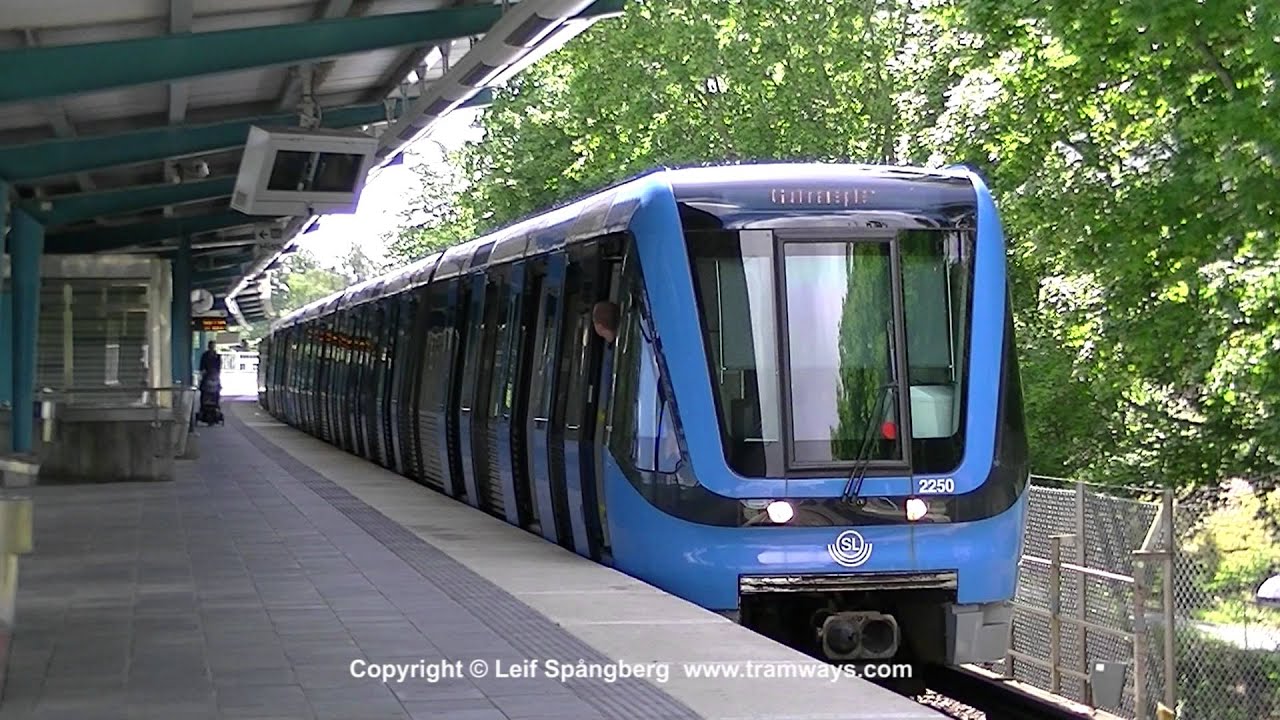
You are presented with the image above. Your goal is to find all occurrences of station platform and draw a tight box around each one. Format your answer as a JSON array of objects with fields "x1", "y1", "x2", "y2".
[{"x1": 0, "y1": 399, "x2": 942, "y2": 720}]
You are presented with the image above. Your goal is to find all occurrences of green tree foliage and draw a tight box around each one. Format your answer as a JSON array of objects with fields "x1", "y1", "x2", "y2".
[
  {"x1": 389, "y1": 0, "x2": 1279, "y2": 490},
  {"x1": 937, "y1": 0, "x2": 1280, "y2": 486},
  {"x1": 455, "y1": 0, "x2": 964, "y2": 230},
  {"x1": 237, "y1": 245, "x2": 376, "y2": 343},
  {"x1": 382, "y1": 156, "x2": 478, "y2": 264},
  {"x1": 276, "y1": 249, "x2": 348, "y2": 312}
]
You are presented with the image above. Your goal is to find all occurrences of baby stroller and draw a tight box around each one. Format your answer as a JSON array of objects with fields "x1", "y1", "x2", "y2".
[{"x1": 197, "y1": 372, "x2": 224, "y2": 426}]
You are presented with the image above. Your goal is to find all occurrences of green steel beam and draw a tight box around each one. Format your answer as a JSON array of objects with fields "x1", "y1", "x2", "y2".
[
  {"x1": 45, "y1": 211, "x2": 276, "y2": 253},
  {"x1": 32, "y1": 177, "x2": 236, "y2": 226},
  {"x1": 0, "y1": 103, "x2": 388, "y2": 182},
  {"x1": 196, "y1": 252, "x2": 257, "y2": 272},
  {"x1": 0, "y1": 5, "x2": 506, "y2": 103},
  {"x1": 194, "y1": 266, "x2": 247, "y2": 283}
]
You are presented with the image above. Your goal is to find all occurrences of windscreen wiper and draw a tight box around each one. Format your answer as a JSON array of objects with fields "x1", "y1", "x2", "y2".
[
  {"x1": 841, "y1": 319, "x2": 902, "y2": 506},
  {"x1": 840, "y1": 383, "x2": 894, "y2": 506}
]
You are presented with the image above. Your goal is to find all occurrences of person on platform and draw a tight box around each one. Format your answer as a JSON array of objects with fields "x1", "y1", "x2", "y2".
[{"x1": 199, "y1": 340, "x2": 221, "y2": 382}]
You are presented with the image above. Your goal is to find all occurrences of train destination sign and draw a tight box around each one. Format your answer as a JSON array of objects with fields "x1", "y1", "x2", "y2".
[
  {"x1": 192, "y1": 316, "x2": 228, "y2": 332},
  {"x1": 768, "y1": 187, "x2": 878, "y2": 206}
]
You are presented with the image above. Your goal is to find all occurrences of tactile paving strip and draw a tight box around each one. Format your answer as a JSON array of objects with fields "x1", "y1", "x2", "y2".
[{"x1": 231, "y1": 409, "x2": 700, "y2": 720}]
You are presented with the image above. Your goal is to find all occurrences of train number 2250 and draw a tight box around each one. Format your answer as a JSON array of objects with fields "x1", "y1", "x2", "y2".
[{"x1": 917, "y1": 477, "x2": 956, "y2": 494}]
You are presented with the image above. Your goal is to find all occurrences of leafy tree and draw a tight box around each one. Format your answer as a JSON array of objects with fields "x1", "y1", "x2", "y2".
[
  {"x1": 382, "y1": 155, "x2": 478, "y2": 265},
  {"x1": 453, "y1": 0, "x2": 964, "y2": 231},
  {"x1": 279, "y1": 249, "x2": 348, "y2": 310},
  {"x1": 338, "y1": 242, "x2": 381, "y2": 284},
  {"x1": 235, "y1": 247, "x2": 356, "y2": 343},
  {"x1": 936, "y1": 0, "x2": 1280, "y2": 487},
  {"x1": 386, "y1": 0, "x2": 1280, "y2": 491}
]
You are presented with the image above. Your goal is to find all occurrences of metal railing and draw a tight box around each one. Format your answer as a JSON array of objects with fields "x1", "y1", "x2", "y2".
[
  {"x1": 35, "y1": 386, "x2": 198, "y2": 456},
  {"x1": 996, "y1": 478, "x2": 1280, "y2": 720},
  {"x1": 40, "y1": 384, "x2": 193, "y2": 410}
]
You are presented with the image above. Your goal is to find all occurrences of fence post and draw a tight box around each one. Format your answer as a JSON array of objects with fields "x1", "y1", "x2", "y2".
[
  {"x1": 1161, "y1": 488, "x2": 1176, "y2": 711},
  {"x1": 1049, "y1": 534, "x2": 1073, "y2": 694},
  {"x1": 1075, "y1": 482, "x2": 1089, "y2": 697},
  {"x1": 1004, "y1": 611, "x2": 1016, "y2": 679},
  {"x1": 1133, "y1": 556, "x2": 1148, "y2": 720}
]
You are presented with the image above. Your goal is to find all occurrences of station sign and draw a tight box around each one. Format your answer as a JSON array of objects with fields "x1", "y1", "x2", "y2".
[{"x1": 192, "y1": 316, "x2": 228, "y2": 332}]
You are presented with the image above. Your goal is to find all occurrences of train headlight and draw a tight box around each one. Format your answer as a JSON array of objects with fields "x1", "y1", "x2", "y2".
[
  {"x1": 766, "y1": 501, "x2": 794, "y2": 524},
  {"x1": 905, "y1": 498, "x2": 927, "y2": 522}
]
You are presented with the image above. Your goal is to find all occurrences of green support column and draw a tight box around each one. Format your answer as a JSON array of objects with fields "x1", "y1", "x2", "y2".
[
  {"x1": 0, "y1": 287, "x2": 9, "y2": 407},
  {"x1": 193, "y1": 330, "x2": 206, "y2": 380},
  {"x1": 171, "y1": 236, "x2": 192, "y2": 386},
  {"x1": 0, "y1": 180, "x2": 11, "y2": 408},
  {"x1": 9, "y1": 208, "x2": 43, "y2": 454}
]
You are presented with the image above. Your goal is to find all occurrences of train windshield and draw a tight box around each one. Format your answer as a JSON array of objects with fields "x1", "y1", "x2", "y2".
[{"x1": 687, "y1": 227, "x2": 973, "y2": 478}]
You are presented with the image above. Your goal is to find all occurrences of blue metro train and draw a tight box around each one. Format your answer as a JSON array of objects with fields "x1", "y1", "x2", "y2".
[{"x1": 260, "y1": 163, "x2": 1029, "y2": 670}]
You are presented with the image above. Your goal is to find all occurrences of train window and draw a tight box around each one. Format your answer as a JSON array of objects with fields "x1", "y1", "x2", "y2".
[
  {"x1": 531, "y1": 279, "x2": 561, "y2": 420},
  {"x1": 636, "y1": 332, "x2": 679, "y2": 473},
  {"x1": 687, "y1": 222, "x2": 975, "y2": 476},
  {"x1": 609, "y1": 262, "x2": 678, "y2": 474},
  {"x1": 781, "y1": 239, "x2": 902, "y2": 466},
  {"x1": 458, "y1": 280, "x2": 485, "y2": 412},
  {"x1": 900, "y1": 229, "x2": 967, "y2": 429},
  {"x1": 687, "y1": 229, "x2": 786, "y2": 476},
  {"x1": 486, "y1": 276, "x2": 511, "y2": 419},
  {"x1": 899, "y1": 229, "x2": 972, "y2": 472}
]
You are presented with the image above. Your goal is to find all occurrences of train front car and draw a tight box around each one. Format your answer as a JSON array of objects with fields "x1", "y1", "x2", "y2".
[{"x1": 605, "y1": 164, "x2": 1029, "y2": 671}]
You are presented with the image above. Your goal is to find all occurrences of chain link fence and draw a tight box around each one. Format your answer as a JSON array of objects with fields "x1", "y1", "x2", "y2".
[{"x1": 984, "y1": 476, "x2": 1280, "y2": 720}]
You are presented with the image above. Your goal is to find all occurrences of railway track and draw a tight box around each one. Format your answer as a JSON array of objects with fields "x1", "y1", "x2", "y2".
[{"x1": 920, "y1": 664, "x2": 1124, "y2": 720}]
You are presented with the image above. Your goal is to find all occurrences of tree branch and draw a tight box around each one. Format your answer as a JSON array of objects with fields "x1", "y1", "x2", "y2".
[{"x1": 1192, "y1": 36, "x2": 1237, "y2": 99}]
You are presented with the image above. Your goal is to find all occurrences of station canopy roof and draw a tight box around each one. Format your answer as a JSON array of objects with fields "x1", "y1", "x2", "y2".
[{"x1": 0, "y1": 0, "x2": 623, "y2": 324}]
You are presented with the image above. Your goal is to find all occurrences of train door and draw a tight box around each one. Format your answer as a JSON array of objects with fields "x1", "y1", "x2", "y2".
[
  {"x1": 358, "y1": 306, "x2": 375, "y2": 460},
  {"x1": 287, "y1": 330, "x2": 299, "y2": 422},
  {"x1": 349, "y1": 310, "x2": 363, "y2": 453},
  {"x1": 336, "y1": 312, "x2": 352, "y2": 452},
  {"x1": 295, "y1": 332, "x2": 308, "y2": 430},
  {"x1": 314, "y1": 323, "x2": 326, "y2": 439},
  {"x1": 400, "y1": 291, "x2": 426, "y2": 482},
  {"x1": 324, "y1": 320, "x2": 338, "y2": 444},
  {"x1": 353, "y1": 309, "x2": 367, "y2": 455},
  {"x1": 366, "y1": 303, "x2": 383, "y2": 465},
  {"x1": 504, "y1": 263, "x2": 538, "y2": 530},
  {"x1": 565, "y1": 238, "x2": 619, "y2": 558},
  {"x1": 364, "y1": 304, "x2": 384, "y2": 466},
  {"x1": 313, "y1": 324, "x2": 327, "y2": 441},
  {"x1": 417, "y1": 284, "x2": 455, "y2": 493},
  {"x1": 585, "y1": 239, "x2": 625, "y2": 561},
  {"x1": 548, "y1": 241, "x2": 612, "y2": 561},
  {"x1": 450, "y1": 276, "x2": 485, "y2": 506},
  {"x1": 280, "y1": 330, "x2": 292, "y2": 421},
  {"x1": 380, "y1": 298, "x2": 398, "y2": 470},
  {"x1": 386, "y1": 296, "x2": 405, "y2": 475},
  {"x1": 470, "y1": 271, "x2": 507, "y2": 518},
  {"x1": 303, "y1": 331, "x2": 315, "y2": 433},
  {"x1": 296, "y1": 332, "x2": 309, "y2": 431},
  {"x1": 526, "y1": 254, "x2": 571, "y2": 546},
  {"x1": 288, "y1": 329, "x2": 300, "y2": 422},
  {"x1": 445, "y1": 279, "x2": 476, "y2": 499},
  {"x1": 333, "y1": 315, "x2": 348, "y2": 451}
]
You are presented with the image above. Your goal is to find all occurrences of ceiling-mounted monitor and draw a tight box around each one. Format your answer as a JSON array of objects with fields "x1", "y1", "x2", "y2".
[{"x1": 230, "y1": 126, "x2": 378, "y2": 216}]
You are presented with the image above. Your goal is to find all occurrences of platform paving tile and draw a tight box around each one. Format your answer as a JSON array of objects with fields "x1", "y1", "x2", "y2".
[{"x1": 0, "y1": 403, "x2": 700, "y2": 720}]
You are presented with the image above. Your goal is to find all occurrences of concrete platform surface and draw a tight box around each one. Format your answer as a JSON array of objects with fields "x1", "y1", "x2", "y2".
[{"x1": 0, "y1": 399, "x2": 942, "y2": 720}]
